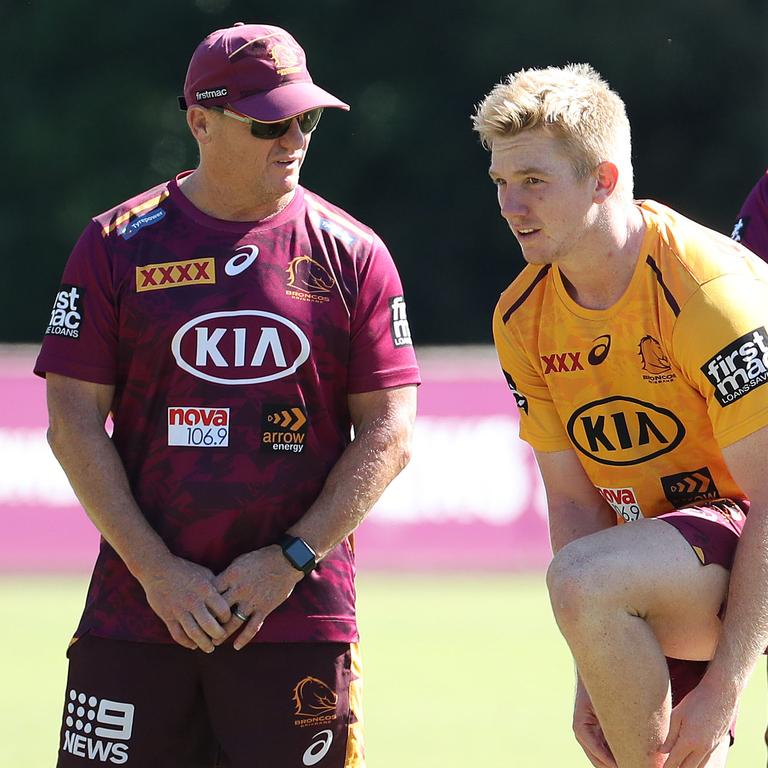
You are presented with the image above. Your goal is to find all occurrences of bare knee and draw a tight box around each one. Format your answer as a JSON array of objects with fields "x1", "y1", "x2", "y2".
[{"x1": 546, "y1": 541, "x2": 613, "y2": 631}]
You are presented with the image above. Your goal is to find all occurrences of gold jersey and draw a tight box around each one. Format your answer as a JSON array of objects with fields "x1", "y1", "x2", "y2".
[{"x1": 493, "y1": 200, "x2": 768, "y2": 521}]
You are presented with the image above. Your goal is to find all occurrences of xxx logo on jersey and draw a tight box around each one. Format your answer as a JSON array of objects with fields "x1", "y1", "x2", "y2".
[
  {"x1": 136, "y1": 258, "x2": 215, "y2": 292},
  {"x1": 171, "y1": 310, "x2": 310, "y2": 385},
  {"x1": 541, "y1": 352, "x2": 583, "y2": 374},
  {"x1": 542, "y1": 336, "x2": 612, "y2": 373}
]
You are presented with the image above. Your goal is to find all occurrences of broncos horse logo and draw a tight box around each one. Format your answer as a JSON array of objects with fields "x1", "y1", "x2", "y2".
[
  {"x1": 638, "y1": 335, "x2": 671, "y2": 374},
  {"x1": 292, "y1": 676, "x2": 338, "y2": 717},
  {"x1": 286, "y1": 255, "x2": 335, "y2": 294}
]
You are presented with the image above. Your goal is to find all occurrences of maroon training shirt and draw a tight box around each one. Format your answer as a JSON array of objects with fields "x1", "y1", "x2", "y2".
[
  {"x1": 35, "y1": 173, "x2": 420, "y2": 644},
  {"x1": 733, "y1": 170, "x2": 768, "y2": 261}
]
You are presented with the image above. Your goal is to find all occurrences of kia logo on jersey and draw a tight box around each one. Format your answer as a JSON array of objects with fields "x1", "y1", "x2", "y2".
[
  {"x1": 566, "y1": 395, "x2": 685, "y2": 466},
  {"x1": 171, "y1": 310, "x2": 310, "y2": 385}
]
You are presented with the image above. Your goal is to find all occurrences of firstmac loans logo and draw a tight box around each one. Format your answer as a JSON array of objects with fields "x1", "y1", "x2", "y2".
[
  {"x1": 702, "y1": 327, "x2": 768, "y2": 406},
  {"x1": 46, "y1": 285, "x2": 84, "y2": 338},
  {"x1": 61, "y1": 689, "x2": 134, "y2": 764}
]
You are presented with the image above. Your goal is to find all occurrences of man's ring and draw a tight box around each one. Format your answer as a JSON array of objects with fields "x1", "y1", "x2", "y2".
[{"x1": 232, "y1": 606, "x2": 249, "y2": 622}]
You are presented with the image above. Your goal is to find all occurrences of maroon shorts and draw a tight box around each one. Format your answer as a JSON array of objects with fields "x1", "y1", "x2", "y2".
[
  {"x1": 657, "y1": 500, "x2": 748, "y2": 739},
  {"x1": 658, "y1": 500, "x2": 746, "y2": 572},
  {"x1": 56, "y1": 636, "x2": 364, "y2": 768}
]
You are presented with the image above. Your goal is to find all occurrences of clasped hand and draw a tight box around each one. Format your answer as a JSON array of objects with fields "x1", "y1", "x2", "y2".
[{"x1": 142, "y1": 546, "x2": 303, "y2": 652}]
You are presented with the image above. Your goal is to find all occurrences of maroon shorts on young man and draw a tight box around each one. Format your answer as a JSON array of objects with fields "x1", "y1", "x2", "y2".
[
  {"x1": 658, "y1": 500, "x2": 746, "y2": 571},
  {"x1": 657, "y1": 500, "x2": 748, "y2": 738},
  {"x1": 56, "y1": 636, "x2": 364, "y2": 768}
]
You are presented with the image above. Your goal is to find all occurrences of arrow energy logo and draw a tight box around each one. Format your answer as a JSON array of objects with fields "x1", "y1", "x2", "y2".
[
  {"x1": 660, "y1": 467, "x2": 720, "y2": 507},
  {"x1": 261, "y1": 404, "x2": 308, "y2": 453}
]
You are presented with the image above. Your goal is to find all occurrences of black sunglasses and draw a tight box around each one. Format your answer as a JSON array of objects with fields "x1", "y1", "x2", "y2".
[{"x1": 210, "y1": 106, "x2": 323, "y2": 140}]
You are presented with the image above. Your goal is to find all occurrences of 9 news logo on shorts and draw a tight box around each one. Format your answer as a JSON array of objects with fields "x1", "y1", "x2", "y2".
[{"x1": 60, "y1": 688, "x2": 134, "y2": 764}]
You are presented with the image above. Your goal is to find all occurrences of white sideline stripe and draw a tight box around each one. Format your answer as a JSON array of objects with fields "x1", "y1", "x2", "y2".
[
  {"x1": 0, "y1": 418, "x2": 546, "y2": 524},
  {"x1": 373, "y1": 416, "x2": 547, "y2": 524},
  {"x1": 0, "y1": 428, "x2": 77, "y2": 505}
]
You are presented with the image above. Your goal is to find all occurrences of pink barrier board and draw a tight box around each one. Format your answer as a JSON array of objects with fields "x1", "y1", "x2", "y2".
[{"x1": 0, "y1": 347, "x2": 550, "y2": 571}]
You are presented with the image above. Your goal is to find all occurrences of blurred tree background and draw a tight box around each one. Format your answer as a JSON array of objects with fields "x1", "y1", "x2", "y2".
[{"x1": 4, "y1": 0, "x2": 766, "y2": 344}]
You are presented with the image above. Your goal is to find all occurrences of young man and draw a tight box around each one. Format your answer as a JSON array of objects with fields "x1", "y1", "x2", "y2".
[
  {"x1": 36, "y1": 23, "x2": 419, "y2": 768},
  {"x1": 473, "y1": 64, "x2": 768, "y2": 768}
]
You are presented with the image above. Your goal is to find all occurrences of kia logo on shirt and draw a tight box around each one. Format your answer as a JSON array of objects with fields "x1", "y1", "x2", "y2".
[
  {"x1": 171, "y1": 311, "x2": 310, "y2": 385},
  {"x1": 566, "y1": 395, "x2": 685, "y2": 466}
]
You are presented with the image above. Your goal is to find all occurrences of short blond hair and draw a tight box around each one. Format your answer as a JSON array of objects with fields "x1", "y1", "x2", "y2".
[{"x1": 472, "y1": 64, "x2": 634, "y2": 199}]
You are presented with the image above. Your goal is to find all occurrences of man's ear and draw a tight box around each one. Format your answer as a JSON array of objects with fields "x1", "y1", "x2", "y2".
[
  {"x1": 187, "y1": 106, "x2": 215, "y2": 145},
  {"x1": 593, "y1": 161, "x2": 619, "y2": 203}
]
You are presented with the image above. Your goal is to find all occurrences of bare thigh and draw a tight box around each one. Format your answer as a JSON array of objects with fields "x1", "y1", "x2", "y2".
[{"x1": 553, "y1": 517, "x2": 729, "y2": 660}]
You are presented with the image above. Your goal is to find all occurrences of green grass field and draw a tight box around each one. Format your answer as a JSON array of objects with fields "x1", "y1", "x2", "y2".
[{"x1": 1, "y1": 573, "x2": 765, "y2": 767}]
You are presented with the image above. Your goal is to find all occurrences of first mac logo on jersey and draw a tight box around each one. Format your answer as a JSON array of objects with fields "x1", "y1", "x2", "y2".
[
  {"x1": 46, "y1": 284, "x2": 84, "y2": 339},
  {"x1": 702, "y1": 327, "x2": 768, "y2": 406},
  {"x1": 390, "y1": 296, "x2": 412, "y2": 347}
]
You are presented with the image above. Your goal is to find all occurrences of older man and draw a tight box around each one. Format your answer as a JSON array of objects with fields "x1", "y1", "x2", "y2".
[{"x1": 36, "y1": 22, "x2": 418, "y2": 768}]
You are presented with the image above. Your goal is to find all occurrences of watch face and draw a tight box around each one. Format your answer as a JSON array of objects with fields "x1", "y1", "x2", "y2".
[{"x1": 285, "y1": 538, "x2": 314, "y2": 568}]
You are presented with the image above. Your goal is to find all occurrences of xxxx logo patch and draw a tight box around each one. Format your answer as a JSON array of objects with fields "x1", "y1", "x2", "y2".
[{"x1": 136, "y1": 258, "x2": 215, "y2": 292}]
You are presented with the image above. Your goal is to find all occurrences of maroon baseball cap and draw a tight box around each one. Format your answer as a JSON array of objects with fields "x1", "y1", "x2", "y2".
[{"x1": 179, "y1": 23, "x2": 350, "y2": 121}]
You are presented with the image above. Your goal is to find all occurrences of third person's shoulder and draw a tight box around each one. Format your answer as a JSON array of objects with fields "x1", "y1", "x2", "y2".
[{"x1": 732, "y1": 170, "x2": 768, "y2": 260}]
